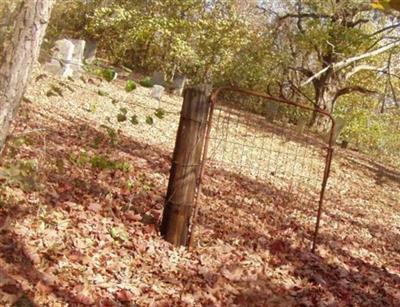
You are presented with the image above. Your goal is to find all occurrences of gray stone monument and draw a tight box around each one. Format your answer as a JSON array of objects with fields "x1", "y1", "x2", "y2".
[
  {"x1": 173, "y1": 75, "x2": 187, "y2": 96},
  {"x1": 83, "y1": 40, "x2": 98, "y2": 64},
  {"x1": 152, "y1": 71, "x2": 165, "y2": 86},
  {"x1": 324, "y1": 117, "x2": 347, "y2": 144},
  {"x1": 264, "y1": 100, "x2": 279, "y2": 123},
  {"x1": 70, "y1": 39, "x2": 86, "y2": 73}
]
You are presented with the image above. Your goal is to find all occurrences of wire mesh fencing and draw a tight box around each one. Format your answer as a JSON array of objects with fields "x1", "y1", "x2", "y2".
[{"x1": 192, "y1": 87, "x2": 335, "y2": 250}]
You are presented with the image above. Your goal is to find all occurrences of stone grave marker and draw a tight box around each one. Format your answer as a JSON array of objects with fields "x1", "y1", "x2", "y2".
[
  {"x1": 83, "y1": 40, "x2": 98, "y2": 64},
  {"x1": 324, "y1": 117, "x2": 347, "y2": 144},
  {"x1": 152, "y1": 71, "x2": 165, "y2": 86},
  {"x1": 173, "y1": 75, "x2": 187, "y2": 96},
  {"x1": 44, "y1": 39, "x2": 75, "y2": 77},
  {"x1": 264, "y1": 100, "x2": 279, "y2": 123},
  {"x1": 151, "y1": 85, "x2": 165, "y2": 101},
  {"x1": 70, "y1": 39, "x2": 86, "y2": 73},
  {"x1": 44, "y1": 39, "x2": 86, "y2": 77}
]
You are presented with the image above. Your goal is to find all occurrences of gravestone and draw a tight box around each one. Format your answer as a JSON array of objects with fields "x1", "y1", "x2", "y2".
[
  {"x1": 296, "y1": 117, "x2": 308, "y2": 134},
  {"x1": 83, "y1": 40, "x2": 98, "y2": 64},
  {"x1": 70, "y1": 39, "x2": 86, "y2": 73},
  {"x1": 44, "y1": 39, "x2": 86, "y2": 78},
  {"x1": 264, "y1": 100, "x2": 279, "y2": 123},
  {"x1": 324, "y1": 117, "x2": 346, "y2": 144},
  {"x1": 44, "y1": 39, "x2": 75, "y2": 77},
  {"x1": 151, "y1": 85, "x2": 165, "y2": 101},
  {"x1": 152, "y1": 71, "x2": 165, "y2": 86},
  {"x1": 173, "y1": 75, "x2": 187, "y2": 96}
]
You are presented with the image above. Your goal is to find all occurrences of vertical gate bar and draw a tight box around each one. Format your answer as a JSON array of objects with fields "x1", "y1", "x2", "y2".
[{"x1": 311, "y1": 119, "x2": 335, "y2": 253}]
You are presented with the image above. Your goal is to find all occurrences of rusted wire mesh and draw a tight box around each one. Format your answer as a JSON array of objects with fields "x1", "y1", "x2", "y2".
[{"x1": 194, "y1": 88, "x2": 335, "y2": 250}]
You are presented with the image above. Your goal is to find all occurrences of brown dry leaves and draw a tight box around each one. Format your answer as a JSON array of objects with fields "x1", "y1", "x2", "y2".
[{"x1": 0, "y1": 67, "x2": 399, "y2": 306}]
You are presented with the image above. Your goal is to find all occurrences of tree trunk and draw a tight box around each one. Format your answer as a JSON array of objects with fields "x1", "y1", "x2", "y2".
[
  {"x1": 310, "y1": 72, "x2": 339, "y2": 131},
  {"x1": 0, "y1": 0, "x2": 54, "y2": 153}
]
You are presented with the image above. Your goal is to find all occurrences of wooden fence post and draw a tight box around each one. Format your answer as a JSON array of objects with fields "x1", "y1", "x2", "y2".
[{"x1": 160, "y1": 87, "x2": 210, "y2": 246}]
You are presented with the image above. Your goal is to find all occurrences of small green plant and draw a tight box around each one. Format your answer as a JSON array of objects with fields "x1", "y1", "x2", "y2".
[
  {"x1": 101, "y1": 125, "x2": 118, "y2": 146},
  {"x1": 90, "y1": 155, "x2": 115, "y2": 170},
  {"x1": 0, "y1": 159, "x2": 40, "y2": 191},
  {"x1": 139, "y1": 77, "x2": 154, "y2": 88},
  {"x1": 102, "y1": 68, "x2": 117, "y2": 82},
  {"x1": 154, "y1": 108, "x2": 165, "y2": 119},
  {"x1": 89, "y1": 154, "x2": 131, "y2": 172},
  {"x1": 117, "y1": 107, "x2": 128, "y2": 122},
  {"x1": 87, "y1": 102, "x2": 97, "y2": 113},
  {"x1": 130, "y1": 115, "x2": 139, "y2": 125},
  {"x1": 125, "y1": 80, "x2": 137, "y2": 92},
  {"x1": 97, "y1": 90, "x2": 109, "y2": 97},
  {"x1": 70, "y1": 151, "x2": 89, "y2": 166},
  {"x1": 146, "y1": 116, "x2": 154, "y2": 125}
]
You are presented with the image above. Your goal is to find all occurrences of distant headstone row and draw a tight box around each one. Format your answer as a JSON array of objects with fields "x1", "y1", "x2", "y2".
[
  {"x1": 44, "y1": 39, "x2": 187, "y2": 97},
  {"x1": 44, "y1": 39, "x2": 97, "y2": 77}
]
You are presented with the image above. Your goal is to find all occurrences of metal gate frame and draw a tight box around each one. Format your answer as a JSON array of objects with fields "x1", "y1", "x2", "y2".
[{"x1": 190, "y1": 87, "x2": 336, "y2": 253}]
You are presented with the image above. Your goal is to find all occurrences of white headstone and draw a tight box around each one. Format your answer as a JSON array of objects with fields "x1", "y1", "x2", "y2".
[
  {"x1": 44, "y1": 39, "x2": 86, "y2": 78},
  {"x1": 44, "y1": 39, "x2": 74, "y2": 77},
  {"x1": 150, "y1": 85, "x2": 165, "y2": 101}
]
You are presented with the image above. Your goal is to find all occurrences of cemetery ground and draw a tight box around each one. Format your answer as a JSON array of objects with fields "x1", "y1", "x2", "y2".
[{"x1": 0, "y1": 68, "x2": 399, "y2": 306}]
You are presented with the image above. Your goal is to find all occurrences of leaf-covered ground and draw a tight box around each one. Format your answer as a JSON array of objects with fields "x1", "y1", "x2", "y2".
[{"x1": 0, "y1": 68, "x2": 399, "y2": 306}]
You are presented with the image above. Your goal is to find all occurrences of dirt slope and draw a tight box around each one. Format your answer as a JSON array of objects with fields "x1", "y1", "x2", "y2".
[{"x1": 0, "y1": 68, "x2": 399, "y2": 306}]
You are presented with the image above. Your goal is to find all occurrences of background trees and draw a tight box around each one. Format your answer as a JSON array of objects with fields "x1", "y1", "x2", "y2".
[{"x1": 1, "y1": 0, "x2": 399, "y2": 163}]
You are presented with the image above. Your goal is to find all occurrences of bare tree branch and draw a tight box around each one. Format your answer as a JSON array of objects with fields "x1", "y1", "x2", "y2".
[
  {"x1": 334, "y1": 86, "x2": 377, "y2": 102},
  {"x1": 301, "y1": 39, "x2": 400, "y2": 86},
  {"x1": 370, "y1": 22, "x2": 400, "y2": 37},
  {"x1": 278, "y1": 13, "x2": 331, "y2": 20},
  {"x1": 345, "y1": 64, "x2": 386, "y2": 79}
]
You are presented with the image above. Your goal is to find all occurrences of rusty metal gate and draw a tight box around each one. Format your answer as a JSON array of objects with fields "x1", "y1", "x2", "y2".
[{"x1": 190, "y1": 87, "x2": 335, "y2": 252}]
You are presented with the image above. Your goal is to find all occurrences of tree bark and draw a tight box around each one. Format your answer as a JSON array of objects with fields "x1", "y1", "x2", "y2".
[{"x1": 0, "y1": 0, "x2": 54, "y2": 153}]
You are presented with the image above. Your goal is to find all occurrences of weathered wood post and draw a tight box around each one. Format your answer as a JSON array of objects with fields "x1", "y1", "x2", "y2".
[{"x1": 160, "y1": 86, "x2": 210, "y2": 246}]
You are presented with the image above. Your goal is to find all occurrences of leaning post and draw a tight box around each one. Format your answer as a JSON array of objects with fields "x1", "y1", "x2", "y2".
[{"x1": 160, "y1": 86, "x2": 210, "y2": 246}]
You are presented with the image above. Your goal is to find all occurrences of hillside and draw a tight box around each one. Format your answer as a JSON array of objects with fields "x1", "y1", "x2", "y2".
[{"x1": 0, "y1": 68, "x2": 399, "y2": 306}]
